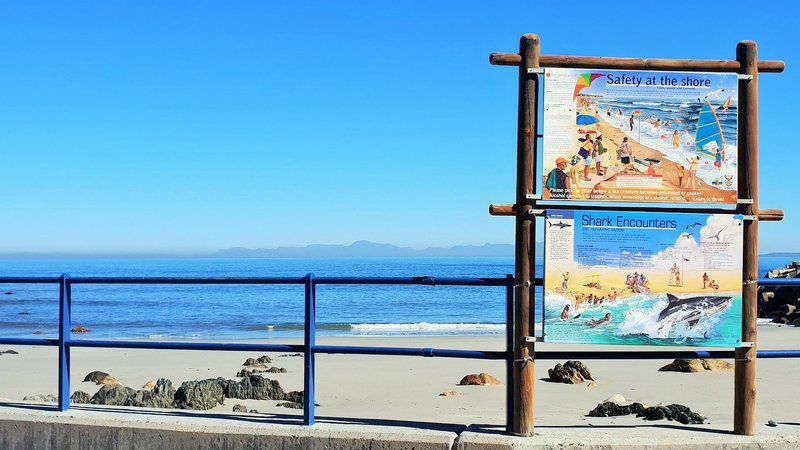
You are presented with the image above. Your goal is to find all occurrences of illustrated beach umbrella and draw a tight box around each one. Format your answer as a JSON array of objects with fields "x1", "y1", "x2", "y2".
[
  {"x1": 576, "y1": 115, "x2": 600, "y2": 125},
  {"x1": 573, "y1": 73, "x2": 604, "y2": 99}
]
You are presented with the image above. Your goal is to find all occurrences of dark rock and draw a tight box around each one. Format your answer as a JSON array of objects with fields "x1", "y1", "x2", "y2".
[
  {"x1": 278, "y1": 353, "x2": 303, "y2": 358},
  {"x1": 90, "y1": 385, "x2": 137, "y2": 406},
  {"x1": 284, "y1": 390, "x2": 304, "y2": 404},
  {"x1": 249, "y1": 409, "x2": 259, "y2": 413},
  {"x1": 588, "y1": 402, "x2": 644, "y2": 417},
  {"x1": 3, "y1": 291, "x2": 12, "y2": 295},
  {"x1": 223, "y1": 374, "x2": 285, "y2": 400},
  {"x1": 70, "y1": 391, "x2": 91, "y2": 404},
  {"x1": 767, "y1": 420, "x2": 778, "y2": 427},
  {"x1": 236, "y1": 367, "x2": 287, "y2": 377},
  {"x1": 173, "y1": 378, "x2": 225, "y2": 410},
  {"x1": 0, "y1": 350, "x2": 19, "y2": 355},
  {"x1": 638, "y1": 404, "x2": 706, "y2": 424},
  {"x1": 19, "y1": 312, "x2": 30, "y2": 315},
  {"x1": 276, "y1": 402, "x2": 303, "y2": 409},
  {"x1": 23, "y1": 394, "x2": 57, "y2": 402},
  {"x1": 83, "y1": 371, "x2": 111, "y2": 383},
  {"x1": 127, "y1": 379, "x2": 175, "y2": 408},
  {"x1": 548, "y1": 360, "x2": 595, "y2": 384},
  {"x1": 232, "y1": 404, "x2": 247, "y2": 413},
  {"x1": 243, "y1": 355, "x2": 273, "y2": 366}
]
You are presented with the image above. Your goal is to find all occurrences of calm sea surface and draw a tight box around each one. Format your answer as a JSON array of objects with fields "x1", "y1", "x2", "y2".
[{"x1": 0, "y1": 256, "x2": 795, "y2": 340}]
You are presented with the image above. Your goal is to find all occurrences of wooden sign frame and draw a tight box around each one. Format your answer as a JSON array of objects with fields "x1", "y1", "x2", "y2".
[{"x1": 488, "y1": 34, "x2": 785, "y2": 437}]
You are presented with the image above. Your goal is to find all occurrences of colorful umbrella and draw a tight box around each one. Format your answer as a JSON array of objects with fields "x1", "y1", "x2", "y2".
[{"x1": 576, "y1": 115, "x2": 599, "y2": 125}]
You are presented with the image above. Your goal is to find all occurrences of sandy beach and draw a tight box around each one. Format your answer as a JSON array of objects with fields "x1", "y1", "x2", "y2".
[
  {"x1": 549, "y1": 108, "x2": 738, "y2": 204},
  {"x1": 1, "y1": 326, "x2": 798, "y2": 431}
]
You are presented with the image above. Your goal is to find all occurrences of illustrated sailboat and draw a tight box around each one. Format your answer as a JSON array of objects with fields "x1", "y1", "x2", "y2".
[
  {"x1": 717, "y1": 96, "x2": 732, "y2": 113},
  {"x1": 694, "y1": 101, "x2": 725, "y2": 158}
]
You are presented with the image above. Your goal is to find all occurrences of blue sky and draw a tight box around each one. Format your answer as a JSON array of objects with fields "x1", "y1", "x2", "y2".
[{"x1": 0, "y1": 1, "x2": 796, "y2": 254}]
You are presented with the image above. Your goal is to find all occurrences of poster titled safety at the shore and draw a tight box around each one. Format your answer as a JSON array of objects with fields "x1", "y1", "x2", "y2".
[
  {"x1": 543, "y1": 209, "x2": 743, "y2": 347},
  {"x1": 542, "y1": 68, "x2": 738, "y2": 204}
]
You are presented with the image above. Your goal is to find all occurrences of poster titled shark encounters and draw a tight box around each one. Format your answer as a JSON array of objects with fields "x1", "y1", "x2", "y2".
[
  {"x1": 542, "y1": 67, "x2": 738, "y2": 204},
  {"x1": 543, "y1": 209, "x2": 743, "y2": 347}
]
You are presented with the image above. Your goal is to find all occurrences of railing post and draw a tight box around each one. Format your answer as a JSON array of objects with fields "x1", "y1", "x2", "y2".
[
  {"x1": 303, "y1": 273, "x2": 316, "y2": 425},
  {"x1": 505, "y1": 274, "x2": 515, "y2": 433},
  {"x1": 58, "y1": 274, "x2": 71, "y2": 411}
]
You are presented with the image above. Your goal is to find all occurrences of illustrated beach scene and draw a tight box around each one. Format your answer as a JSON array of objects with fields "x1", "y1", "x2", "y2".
[
  {"x1": 542, "y1": 68, "x2": 738, "y2": 204},
  {"x1": 544, "y1": 209, "x2": 744, "y2": 346}
]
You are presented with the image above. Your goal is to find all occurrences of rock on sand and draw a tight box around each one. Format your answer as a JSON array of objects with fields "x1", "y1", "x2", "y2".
[{"x1": 458, "y1": 373, "x2": 502, "y2": 386}]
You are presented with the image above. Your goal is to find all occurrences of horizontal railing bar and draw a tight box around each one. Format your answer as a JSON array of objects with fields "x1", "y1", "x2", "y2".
[
  {"x1": 0, "y1": 277, "x2": 61, "y2": 284},
  {"x1": 68, "y1": 340, "x2": 305, "y2": 352},
  {"x1": 314, "y1": 277, "x2": 510, "y2": 286},
  {"x1": 757, "y1": 278, "x2": 800, "y2": 286},
  {"x1": 314, "y1": 345, "x2": 509, "y2": 359},
  {"x1": 69, "y1": 276, "x2": 307, "y2": 285},
  {"x1": 3, "y1": 337, "x2": 799, "y2": 360},
  {"x1": 0, "y1": 338, "x2": 59, "y2": 346}
]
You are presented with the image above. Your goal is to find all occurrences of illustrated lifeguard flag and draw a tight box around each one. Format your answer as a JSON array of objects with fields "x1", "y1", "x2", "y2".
[
  {"x1": 573, "y1": 73, "x2": 604, "y2": 99},
  {"x1": 633, "y1": 110, "x2": 641, "y2": 116}
]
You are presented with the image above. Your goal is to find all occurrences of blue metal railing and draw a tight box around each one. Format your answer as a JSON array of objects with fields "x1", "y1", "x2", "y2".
[
  {"x1": 0, "y1": 273, "x2": 516, "y2": 429},
  {"x1": 1, "y1": 274, "x2": 800, "y2": 431}
]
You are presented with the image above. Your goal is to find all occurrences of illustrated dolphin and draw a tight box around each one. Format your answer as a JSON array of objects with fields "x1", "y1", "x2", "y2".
[
  {"x1": 548, "y1": 221, "x2": 572, "y2": 229},
  {"x1": 657, "y1": 293, "x2": 732, "y2": 330}
]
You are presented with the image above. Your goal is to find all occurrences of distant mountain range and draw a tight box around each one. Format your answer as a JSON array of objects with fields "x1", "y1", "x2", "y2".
[{"x1": 215, "y1": 240, "x2": 520, "y2": 258}]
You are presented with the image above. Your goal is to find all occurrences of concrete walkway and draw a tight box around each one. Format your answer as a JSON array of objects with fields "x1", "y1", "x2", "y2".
[{"x1": 1, "y1": 403, "x2": 798, "y2": 449}]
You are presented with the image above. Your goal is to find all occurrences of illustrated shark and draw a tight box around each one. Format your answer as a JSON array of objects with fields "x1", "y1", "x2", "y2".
[
  {"x1": 548, "y1": 221, "x2": 572, "y2": 229},
  {"x1": 657, "y1": 294, "x2": 732, "y2": 330}
]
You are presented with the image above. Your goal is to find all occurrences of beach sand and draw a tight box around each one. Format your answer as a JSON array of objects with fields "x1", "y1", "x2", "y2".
[
  {"x1": 562, "y1": 110, "x2": 737, "y2": 204},
  {"x1": 1, "y1": 326, "x2": 799, "y2": 431}
]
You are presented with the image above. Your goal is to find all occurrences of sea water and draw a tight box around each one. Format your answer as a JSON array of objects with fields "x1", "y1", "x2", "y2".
[{"x1": 0, "y1": 256, "x2": 793, "y2": 340}]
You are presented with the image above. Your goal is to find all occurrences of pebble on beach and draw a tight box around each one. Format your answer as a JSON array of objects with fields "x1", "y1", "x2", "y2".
[{"x1": 439, "y1": 390, "x2": 463, "y2": 397}]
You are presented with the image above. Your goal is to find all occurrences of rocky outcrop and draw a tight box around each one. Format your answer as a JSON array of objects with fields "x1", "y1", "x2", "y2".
[
  {"x1": 23, "y1": 394, "x2": 57, "y2": 402},
  {"x1": 142, "y1": 380, "x2": 157, "y2": 390},
  {"x1": 243, "y1": 355, "x2": 272, "y2": 366},
  {"x1": 758, "y1": 267, "x2": 800, "y2": 324},
  {"x1": 278, "y1": 353, "x2": 303, "y2": 358},
  {"x1": 172, "y1": 379, "x2": 225, "y2": 410},
  {"x1": 659, "y1": 359, "x2": 733, "y2": 372},
  {"x1": 70, "y1": 391, "x2": 91, "y2": 403},
  {"x1": 640, "y1": 404, "x2": 706, "y2": 424},
  {"x1": 236, "y1": 367, "x2": 287, "y2": 377},
  {"x1": 548, "y1": 361, "x2": 595, "y2": 384},
  {"x1": 232, "y1": 404, "x2": 247, "y2": 413},
  {"x1": 588, "y1": 401, "x2": 645, "y2": 417},
  {"x1": 71, "y1": 327, "x2": 92, "y2": 333},
  {"x1": 90, "y1": 385, "x2": 138, "y2": 406},
  {"x1": 127, "y1": 379, "x2": 176, "y2": 408},
  {"x1": 276, "y1": 402, "x2": 303, "y2": 409},
  {"x1": 223, "y1": 374, "x2": 285, "y2": 400},
  {"x1": 588, "y1": 402, "x2": 706, "y2": 424},
  {"x1": 458, "y1": 373, "x2": 502, "y2": 386},
  {"x1": 0, "y1": 349, "x2": 19, "y2": 355}
]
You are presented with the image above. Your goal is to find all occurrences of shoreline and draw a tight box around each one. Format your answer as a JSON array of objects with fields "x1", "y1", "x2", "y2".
[{"x1": 1, "y1": 327, "x2": 798, "y2": 430}]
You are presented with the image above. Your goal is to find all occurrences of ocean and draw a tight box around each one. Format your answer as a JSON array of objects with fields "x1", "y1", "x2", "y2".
[{"x1": 0, "y1": 256, "x2": 795, "y2": 340}]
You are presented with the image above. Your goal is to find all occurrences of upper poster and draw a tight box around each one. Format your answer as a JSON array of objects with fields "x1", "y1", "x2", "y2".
[
  {"x1": 542, "y1": 68, "x2": 738, "y2": 204},
  {"x1": 543, "y1": 209, "x2": 743, "y2": 347}
]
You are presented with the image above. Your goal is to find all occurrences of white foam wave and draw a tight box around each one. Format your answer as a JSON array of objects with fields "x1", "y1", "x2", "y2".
[{"x1": 349, "y1": 322, "x2": 505, "y2": 333}]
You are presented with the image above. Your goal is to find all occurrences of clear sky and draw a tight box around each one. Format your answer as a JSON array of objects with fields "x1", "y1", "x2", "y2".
[{"x1": 0, "y1": 1, "x2": 796, "y2": 254}]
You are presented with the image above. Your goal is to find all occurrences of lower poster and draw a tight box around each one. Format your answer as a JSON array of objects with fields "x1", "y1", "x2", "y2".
[{"x1": 543, "y1": 209, "x2": 743, "y2": 347}]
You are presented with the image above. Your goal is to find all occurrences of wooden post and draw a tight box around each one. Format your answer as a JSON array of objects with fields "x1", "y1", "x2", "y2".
[
  {"x1": 734, "y1": 40, "x2": 759, "y2": 436},
  {"x1": 512, "y1": 33, "x2": 539, "y2": 437}
]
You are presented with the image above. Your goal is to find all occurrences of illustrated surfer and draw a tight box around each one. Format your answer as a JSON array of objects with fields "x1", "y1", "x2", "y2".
[{"x1": 586, "y1": 312, "x2": 612, "y2": 327}]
